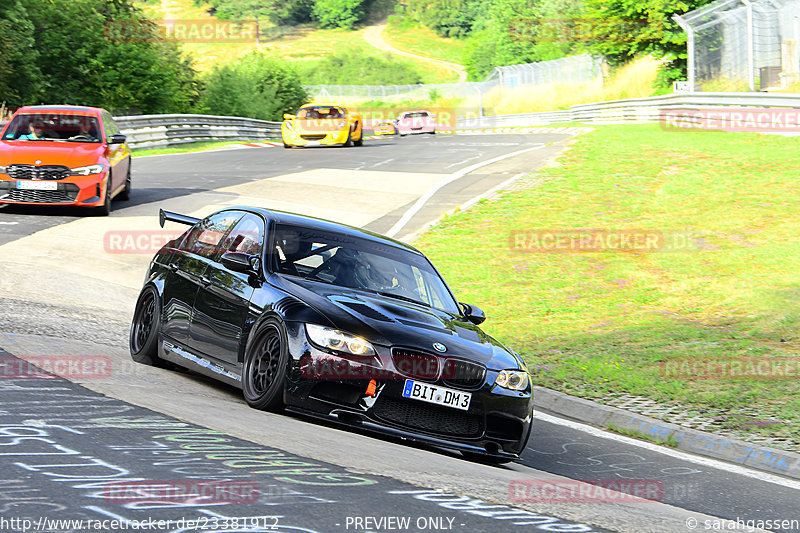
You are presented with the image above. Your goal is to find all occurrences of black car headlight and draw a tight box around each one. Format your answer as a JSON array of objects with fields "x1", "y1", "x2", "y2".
[
  {"x1": 494, "y1": 370, "x2": 530, "y2": 391},
  {"x1": 305, "y1": 324, "x2": 376, "y2": 356}
]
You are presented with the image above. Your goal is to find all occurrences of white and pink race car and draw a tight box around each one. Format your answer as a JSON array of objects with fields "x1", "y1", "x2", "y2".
[{"x1": 395, "y1": 110, "x2": 436, "y2": 136}]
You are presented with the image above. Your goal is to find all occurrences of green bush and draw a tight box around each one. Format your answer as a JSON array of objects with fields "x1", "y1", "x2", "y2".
[
  {"x1": 405, "y1": 0, "x2": 488, "y2": 38},
  {"x1": 198, "y1": 53, "x2": 308, "y2": 120},
  {"x1": 296, "y1": 48, "x2": 424, "y2": 85},
  {"x1": 201, "y1": 0, "x2": 315, "y2": 26}
]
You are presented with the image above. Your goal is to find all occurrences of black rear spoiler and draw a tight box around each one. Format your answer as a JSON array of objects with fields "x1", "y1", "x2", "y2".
[{"x1": 159, "y1": 209, "x2": 200, "y2": 228}]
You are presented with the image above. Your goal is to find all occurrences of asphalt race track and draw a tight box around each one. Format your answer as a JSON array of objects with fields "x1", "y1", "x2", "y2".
[{"x1": 1, "y1": 133, "x2": 798, "y2": 533}]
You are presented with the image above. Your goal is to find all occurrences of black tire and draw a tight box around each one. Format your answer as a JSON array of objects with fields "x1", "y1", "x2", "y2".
[
  {"x1": 353, "y1": 125, "x2": 363, "y2": 146},
  {"x1": 242, "y1": 317, "x2": 289, "y2": 411},
  {"x1": 95, "y1": 178, "x2": 112, "y2": 216},
  {"x1": 343, "y1": 129, "x2": 352, "y2": 147},
  {"x1": 130, "y1": 286, "x2": 161, "y2": 366},
  {"x1": 283, "y1": 142, "x2": 291, "y2": 149},
  {"x1": 118, "y1": 163, "x2": 131, "y2": 201}
]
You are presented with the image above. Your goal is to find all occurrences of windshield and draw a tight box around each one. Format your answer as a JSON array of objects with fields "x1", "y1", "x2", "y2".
[
  {"x1": 3, "y1": 113, "x2": 102, "y2": 143},
  {"x1": 297, "y1": 107, "x2": 344, "y2": 119},
  {"x1": 272, "y1": 224, "x2": 460, "y2": 315}
]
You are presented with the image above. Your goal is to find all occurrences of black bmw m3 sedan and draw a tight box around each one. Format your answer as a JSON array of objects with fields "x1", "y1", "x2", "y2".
[{"x1": 130, "y1": 207, "x2": 533, "y2": 462}]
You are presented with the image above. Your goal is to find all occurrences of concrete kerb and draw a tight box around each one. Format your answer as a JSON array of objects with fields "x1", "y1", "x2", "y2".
[{"x1": 534, "y1": 386, "x2": 800, "y2": 481}]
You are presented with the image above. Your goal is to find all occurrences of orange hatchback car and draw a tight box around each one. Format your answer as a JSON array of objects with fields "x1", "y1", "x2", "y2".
[{"x1": 0, "y1": 105, "x2": 132, "y2": 215}]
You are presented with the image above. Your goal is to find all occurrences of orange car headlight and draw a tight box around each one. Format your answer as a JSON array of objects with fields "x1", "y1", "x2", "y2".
[
  {"x1": 336, "y1": 120, "x2": 346, "y2": 129},
  {"x1": 70, "y1": 164, "x2": 105, "y2": 176}
]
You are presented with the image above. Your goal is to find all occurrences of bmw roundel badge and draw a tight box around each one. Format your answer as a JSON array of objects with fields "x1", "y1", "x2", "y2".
[{"x1": 433, "y1": 342, "x2": 447, "y2": 352}]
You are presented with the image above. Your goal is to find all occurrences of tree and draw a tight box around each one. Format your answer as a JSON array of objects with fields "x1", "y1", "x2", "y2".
[
  {"x1": 200, "y1": 0, "x2": 314, "y2": 27},
  {"x1": 461, "y1": 0, "x2": 586, "y2": 79},
  {"x1": 198, "y1": 53, "x2": 308, "y2": 120},
  {"x1": 0, "y1": 0, "x2": 199, "y2": 113},
  {"x1": 0, "y1": 2, "x2": 43, "y2": 107},
  {"x1": 404, "y1": 0, "x2": 490, "y2": 38},
  {"x1": 312, "y1": 0, "x2": 368, "y2": 29},
  {"x1": 584, "y1": 0, "x2": 715, "y2": 80}
]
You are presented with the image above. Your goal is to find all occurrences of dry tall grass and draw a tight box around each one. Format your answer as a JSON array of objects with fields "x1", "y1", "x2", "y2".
[{"x1": 478, "y1": 56, "x2": 663, "y2": 115}]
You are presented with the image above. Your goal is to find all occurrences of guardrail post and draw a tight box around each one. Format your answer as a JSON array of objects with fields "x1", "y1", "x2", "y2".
[
  {"x1": 741, "y1": 0, "x2": 756, "y2": 91},
  {"x1": 673, "y1": 15, "x2": 695, "y2": 92}
]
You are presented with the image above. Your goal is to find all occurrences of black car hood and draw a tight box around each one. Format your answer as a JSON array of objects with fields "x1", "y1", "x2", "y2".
[{"x1": 270, "y1": 275, "x2": 523, "y2": 370}]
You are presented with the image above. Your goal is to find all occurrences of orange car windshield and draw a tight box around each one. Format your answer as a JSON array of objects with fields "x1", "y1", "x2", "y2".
[{"x1": 3, "y1": 114, "x2": 102, "y2": 143}]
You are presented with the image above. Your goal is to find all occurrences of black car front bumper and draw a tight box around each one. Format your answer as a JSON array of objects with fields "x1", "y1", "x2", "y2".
[{"x1": 283, "y1": 323, "x2": 534, "y2": 459}]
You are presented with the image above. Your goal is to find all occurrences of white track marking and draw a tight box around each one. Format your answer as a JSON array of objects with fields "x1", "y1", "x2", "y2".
[
  {"x1": 386, "y1": 144, "x2": 545, "y2": 237},
  {"x1": 371, "y1": 158, "x2": 395, "y2": 168},
  {"x1": 536, "y1": 411, "x2": 800, "y2": 490},
  {"x1": 444, "y1": 154, "x2": 482, "y2": 168}
]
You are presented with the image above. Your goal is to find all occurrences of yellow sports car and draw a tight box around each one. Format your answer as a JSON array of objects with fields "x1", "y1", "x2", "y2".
[
  {"x1": 281, "y1": 104, "x2": 364, "y2": 148},
  {"x1": 373, "y1": 121, "x2": 397, "y2": 136}
]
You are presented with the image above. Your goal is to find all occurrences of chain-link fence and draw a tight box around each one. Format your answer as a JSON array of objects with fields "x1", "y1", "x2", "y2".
[
  {"x1": 306, "y1": 81, "x2": 496, "y2": 102},
  {"x1": 484, "y1": 55, "x2": 602, "y2": 88},
  {"x1": 674, "y1": 0, "x2": 800, "y2": 91},
  {"x1": 305, "y1": 54, "x2": 603, "y2": 114}
]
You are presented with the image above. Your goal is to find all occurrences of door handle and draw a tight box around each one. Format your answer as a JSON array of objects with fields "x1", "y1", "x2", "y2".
[
  {"x1": 199, "y1": 275, "x2": 212, "y2": 286},
  {"x1": 168, "y1": 263, "x2": 179, "y2": 272}
]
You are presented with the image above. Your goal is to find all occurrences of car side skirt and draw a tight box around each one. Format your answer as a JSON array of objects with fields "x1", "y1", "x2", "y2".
[{"x1": 159, "y1": 335, "x2": 243, "y2": 389}]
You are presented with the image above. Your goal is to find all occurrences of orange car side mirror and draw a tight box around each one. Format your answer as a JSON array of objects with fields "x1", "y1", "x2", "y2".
[{"x1": 283, "y1": 114, "x2": 295, "y2": 120}]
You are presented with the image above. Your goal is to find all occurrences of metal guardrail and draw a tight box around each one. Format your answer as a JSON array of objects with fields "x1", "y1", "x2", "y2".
[
  {"x1": 456, "y1": 92, "x2": 800, "y2": 128},
  {"x1": 5, "y1": 92, "x2": 800, "y2": 147},
  {"x1": 114, "y1": 114, "x2": 282, "y2": 149}
]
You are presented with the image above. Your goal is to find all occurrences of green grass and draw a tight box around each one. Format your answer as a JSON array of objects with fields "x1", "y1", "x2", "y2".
[
  {"x1": 415, "y1": 124, "x2": 800, "y2": 444},
  {"x1": 131, "y1": 140, "x2": 264, "y2": 157},
  {"x1": 138, "y1": 0, "x2": 453, "y2": 82},
  {"x1": 383, "y1": 19, "x2": 468, "y2": 67}
]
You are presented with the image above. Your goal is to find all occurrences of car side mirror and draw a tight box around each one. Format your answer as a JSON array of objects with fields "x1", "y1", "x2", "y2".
[
  {"x1": 221, "y1": 252, "x2": 260, "y2": 276},
  {"x1": 460, "y1": 302, "x2": 486, "y2": 325},
  {"x1": 109, "y1": 133, "x2": 127, "y2": 144},
  {"x1": 283, "y1": 114, "x2": 295, "y2": 120}
]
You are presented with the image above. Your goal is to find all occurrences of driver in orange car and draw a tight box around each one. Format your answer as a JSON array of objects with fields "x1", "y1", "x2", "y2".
[{"x1": 18, "y1": 122, "x2": 45, "y2": 141}]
